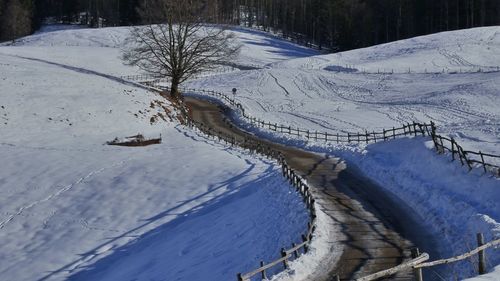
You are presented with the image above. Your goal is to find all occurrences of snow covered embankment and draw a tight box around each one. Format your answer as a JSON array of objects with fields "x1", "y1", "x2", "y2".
[
  {"x1": 190, "y1": 87, "x2": 500, "y2": 280},
  {"x1": 336, "y1": 138, "x2": 500, "y2": 279}
]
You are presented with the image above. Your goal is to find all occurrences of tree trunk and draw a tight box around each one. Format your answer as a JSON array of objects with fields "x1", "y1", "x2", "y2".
[{"x1": 170, "y1": 77, "x2": 181, "y2": 100}]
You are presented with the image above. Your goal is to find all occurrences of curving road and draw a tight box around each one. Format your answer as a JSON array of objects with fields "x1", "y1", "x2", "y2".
[{"x1": 184, "y1": 96, "x2": 440, "y2": 281}]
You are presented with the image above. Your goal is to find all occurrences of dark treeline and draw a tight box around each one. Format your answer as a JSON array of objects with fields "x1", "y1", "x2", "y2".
[
  {"x1": 1, "y1": 0, "x2": 500, "y2": 50},
  {"x1": 35, "y1": 0, "x2": 141, "y2": 27},
  {"x1": 0, "y1": 0, "x2": 34, "y2": 41},
  {"x1": 0, "y1": 0, "x2": 141, "y2": 41},
  {"x1": 213, "y1": 0, "x2": 500, "y2": 51}
]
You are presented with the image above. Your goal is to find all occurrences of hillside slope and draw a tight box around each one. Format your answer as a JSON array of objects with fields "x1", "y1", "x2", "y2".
[
  {"x1": 186, "y1": 27, "x2": 500, "y2": 280},
  {"x1": 0, "y1": 25, "x2": 316, "y2": 281},
  {"x1": 189, "y1": 26, "x2": 500, "y2": 157},
  {"x1": 276, "y1": 26, "x2": 500, "y2": 73}
]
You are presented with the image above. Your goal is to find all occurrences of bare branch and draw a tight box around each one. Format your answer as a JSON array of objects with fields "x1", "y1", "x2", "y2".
[{"x1": 122, "y1": 0, "x2": 240, "y2": 99}]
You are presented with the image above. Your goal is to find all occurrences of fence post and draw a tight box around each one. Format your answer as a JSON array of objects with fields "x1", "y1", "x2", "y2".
[
  {"x1": 411, "y1": 248, "x2": 424, "y2": 281},
  {"x1": 281, "y1": 248, "x2": 289, "y2": 269},
  {"x1": 477, "y1": 233, "x2": 486, "y2": 274},
  {"x1": 451, "y1": 138, "x2": 456, "y2": 161},
  {"x1": 479, "y1": 152, "x2": 487, "y2": 173},
  {"x1": 463, "y1": 148, "x2": 473, "y2": 171},
  {"x1": 438, "y1": 137, "x2": 445, "y2": 154},
  {"x1": 260, "y1": 261, "x2": 268, "y2": 280},
  {"x1": 431, "y1": 121, "x2": 437, "y2": 136},
  {"x1": 430, "y1": 122, "x2": 440, "y2": 153},
  {"x1": 419, "y1": 124, "x2": 425, "y2": 135},
  {"x1": 392, "y1": 127, "x2": 396, "y2": 139},
  {"x1": 292, "y1": 243, "x2": 299, "y2": 258},
  {"x1": 302, "y1": 234, "x2": 309, "y2": 253}
]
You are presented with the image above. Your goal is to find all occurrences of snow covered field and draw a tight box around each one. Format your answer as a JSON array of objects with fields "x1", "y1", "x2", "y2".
[
  {"x1": 0, "y1": 25, "x2": 315, "y2": 281},
  {"x1": 185, "y1": 27, "x2": 500, "y2": 279},
  {"x1": 1, "y1": 24, "x2": 499, "y2": 280}
]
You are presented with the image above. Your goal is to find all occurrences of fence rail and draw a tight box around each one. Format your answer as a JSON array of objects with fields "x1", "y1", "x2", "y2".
[
  {"x1": 179, "y1": 86, "x2": 499, "y2": 177},
  {"x1": 355, "y1": 252, "x2": 430, "y2": 281},
  {"x1": 356, "y1": 235, "x2": 500, "y2": 281},
  {"x1": 431, "y1": 134, "x2": 500, "y2": 175},
  {"x1": 179, "y1": 107, "x2": 318, "y2": 281},
  {"x1": 123, "y1": 74, "x2": 500, "y2": 177},
  {"x1": 123, "y1": 76, "x2": 500, "y2": 280}
]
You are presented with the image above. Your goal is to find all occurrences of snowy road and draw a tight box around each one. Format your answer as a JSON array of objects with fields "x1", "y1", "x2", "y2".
[{"x1": 184, "y1": 96, "x2": 444, "y2": 280}]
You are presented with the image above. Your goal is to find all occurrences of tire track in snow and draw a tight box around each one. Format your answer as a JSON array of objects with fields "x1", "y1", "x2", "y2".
[
  {"x1": 278, "y1": 110, "x2": 364, "y2": 131},
  {"x1": 269, "y1": 73, "x2": 290, "y2": 97}
]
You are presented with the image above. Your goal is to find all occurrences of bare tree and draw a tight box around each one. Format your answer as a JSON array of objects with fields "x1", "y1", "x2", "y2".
[{"x1": 122, "y1": 0, "x2": 241, "y2": 99}]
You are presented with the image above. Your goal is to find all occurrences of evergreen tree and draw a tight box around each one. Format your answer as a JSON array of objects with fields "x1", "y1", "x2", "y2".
[{"x1": 0, "y1": 0, "x2": 32, "y2": 41}]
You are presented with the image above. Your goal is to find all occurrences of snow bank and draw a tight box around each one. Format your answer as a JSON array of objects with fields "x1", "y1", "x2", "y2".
[
  {"x1": 222, "y1": 114, "x2": 500, "y2": 279},
  {"x1": 464, "y1": 265, "x2": 500, "y2": 281},
  {"x1": 335, "y1": 138, "x2": 500, "y2": 278},
  {"x1": 271, "y1": 207, "x2": 342, "y2": 281}
]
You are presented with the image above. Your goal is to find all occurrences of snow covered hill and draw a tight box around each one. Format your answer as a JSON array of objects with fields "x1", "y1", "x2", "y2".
[
  {"x1": 1, "y1": 24, "x2": 499, "y2": 281},
  {"x1": 0, "y1": 25, "x2": 317, "y2": 281},
  {"x1": 276, "y1": 26, "x2": 500, "y2": 73},
  {"x1": 185, "y1": 27, "x2": 500, "y2": 280},
  {"x1": 189, "y1": 26, "x2": 500, "y2": 157}
]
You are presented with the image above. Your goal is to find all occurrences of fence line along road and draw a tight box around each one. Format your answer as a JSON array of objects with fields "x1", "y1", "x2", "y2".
[
  {"x1": 356, "y1": 234, "x2": 500, "y2": 281},
  {"x1": 183, "y1": 86, "x2": 500, "y2": 178},
  {"x1": 176, "y1": 94, "x2": 500, "y2": 281},
  {"x1": 179, "y1": 109, "x2": 318, "y2": 281},
  {"x1": 127, "y1": 76, "x2": 500, "y2": 280},
  {"x1": 124, "y1": 75, "x2": 500, "y2": 177}
]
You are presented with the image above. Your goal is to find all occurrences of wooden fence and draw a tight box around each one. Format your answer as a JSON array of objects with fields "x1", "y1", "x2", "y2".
[
  {"x1": 177, "y1": 86, "x2": 500, "y2": 177},
  {"x1": 177, "y1": 91, "x2": 500, "y2": 280},
  {"x1": 322, "y1": 65, "x2": 500, "y2": 75},
  {"x1": 357, "y1": 233, "x2": 500, "y2": 281},
  {"x1": 179, "y1": 108, "x2": 318, "y2": 281},
  {"x1": 431, "y1": 133, "x2": 500, "y2": 176},
  {"x1": 119, "y1": 66, "x2": 240, "y2": 84},
  {"x1": 123, "y1": 76, "x2": 500, "y2": 280},
  {"x1": 122, "y1": 75, "x2": 500, "y2": 177},
  {"x1": 120, "y1": 74, "x2": 163, "y2": 82}
]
